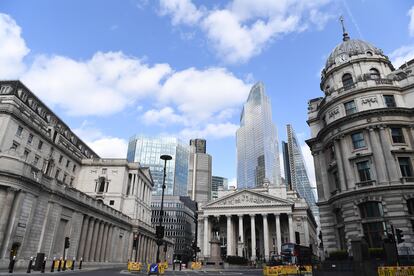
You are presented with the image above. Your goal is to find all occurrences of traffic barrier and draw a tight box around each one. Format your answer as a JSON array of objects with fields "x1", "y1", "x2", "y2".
[
  {"x1": 191, "y1": 261, "x2": 202, "y2": 270},
  {"x1": 378, "y1": 266, "x2": 414, "y2": 276},
  {"x1": 127, "y1": 261, "x2": 142, "y2": 272},
  {"x1": 263, "y1": 265, "x2": 312, "y2": 276}
]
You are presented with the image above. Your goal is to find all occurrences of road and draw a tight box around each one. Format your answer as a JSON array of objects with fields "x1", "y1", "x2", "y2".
[{"x1": 0, "y1": 267, "x2": 264, "y2": 276}]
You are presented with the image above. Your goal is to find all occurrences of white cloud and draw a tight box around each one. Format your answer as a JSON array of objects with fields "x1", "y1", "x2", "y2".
[
  {"x1": 159, "y1": 0, "x2": 333, "y2": 63},
  {"x1": 408, "y1": 5, "x2": 414, "y2": 37},
  {"x1": 0, "y1": 13, "x2": 29, "y2": 78},
  {"x1": 159, "y1": 0, "x2": 204, "y2": 25},
  {"x1": 159, "y1": 67, "x2": 250, "y2": 122},
  {"x1": 142, "y1": 107, "x2": 187, "y2": 126},
  {"x1": 73, "y1": 122, "x2": 128, "y2": 158},
  {"x1": 389, "y1": 45, "x2": 414, "y2": 68},
  {"x1": 22, "y1": 52, "x2": 172, "y2": 116},
  {"x1": 179, "y1": 122, "x2": 239, "y2": 140}
]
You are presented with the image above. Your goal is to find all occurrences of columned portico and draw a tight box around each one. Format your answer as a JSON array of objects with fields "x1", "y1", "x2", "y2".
[
  {"x1": 250, "y1": 215, "x2": 256, "y2": 261},
  {"x1": 275, "y1": 214, "x2": 281, "y2": 254},
  {"x1": 226, "y1": 215, "x2": 233, "y2": 256},
  {"x1": 288, "y1": 214, "x2": 294, "y2": 243},
  {"x1": 237, "y1": 215, "x2": 244, "y2": 257},
  {"x1": 263, "y1": 214, "x2": 269, "y2": 261}
]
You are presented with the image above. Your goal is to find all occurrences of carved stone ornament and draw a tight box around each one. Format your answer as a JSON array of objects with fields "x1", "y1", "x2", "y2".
[
  {"x1": 361, "y1": 96, "x2": 378, "y2": 106},
  {"x1": 328, "y1": 108, "x2": 340, "y2": 118},
  {"x1": 211, "y1": 191, "x2": 290, "y2": 207}
]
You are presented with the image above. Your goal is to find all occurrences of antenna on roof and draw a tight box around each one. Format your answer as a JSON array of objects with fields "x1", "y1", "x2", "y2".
[{"x1": 339, "y1": 15, "x2": 350, "y2": 41}]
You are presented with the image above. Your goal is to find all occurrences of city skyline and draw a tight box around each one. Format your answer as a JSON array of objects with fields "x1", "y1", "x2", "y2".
[{"x1": 1, "y1": 1, "x2": 414, "y2": 186}]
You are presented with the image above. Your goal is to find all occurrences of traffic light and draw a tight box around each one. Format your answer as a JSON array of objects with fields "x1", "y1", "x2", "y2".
[
  {"x1": 396, "y1": 228, "x2": 405, "y2": 244},
  {"x1": 318, "y1": 231, "x2": 323, "y2": 248},
  {"x1": 133, "y1": 233, "x2": 138, "y2": 249},
  {"x1": 64, "y1": 237, "x2": 70, "y2": 249},
  {"x1": 156, "y1": 226, "x2": 164, "y2": 239}
]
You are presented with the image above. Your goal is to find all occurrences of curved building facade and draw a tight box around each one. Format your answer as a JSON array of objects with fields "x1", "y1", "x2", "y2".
[
  {"x1": 307, "y1": 30, "x2": 414, "y2": 254},
  {"x1": 237, "y1": 82, "x2": 281, "y2": 188}
]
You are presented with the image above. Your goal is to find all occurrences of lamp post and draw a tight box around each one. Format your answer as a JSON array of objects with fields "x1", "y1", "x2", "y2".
[{"x1": 156, "y1": 154, "x2": 172, "y2": 264}]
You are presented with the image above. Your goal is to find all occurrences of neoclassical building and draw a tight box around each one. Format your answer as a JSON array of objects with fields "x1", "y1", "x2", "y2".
[
  {"x1": 307, "y1": 29, "x2": 414, "y2": 254},
  {"x1": 77, "y1": 159, "x2": 173, "y2": 264},
  {"x1": 198, "y1": 183, "x2": 317, "y2": 262}
]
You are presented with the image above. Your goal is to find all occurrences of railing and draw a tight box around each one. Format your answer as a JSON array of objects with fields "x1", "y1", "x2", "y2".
[
  {"x1": 356, "y1": 180, "x2": 376, "y2": 188},
  {"x1": 401, "y1": 177, "x2": 414, "y2": 184}
]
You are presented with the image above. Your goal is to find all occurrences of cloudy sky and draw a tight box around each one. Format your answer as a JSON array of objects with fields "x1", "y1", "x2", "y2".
[{"x1": 1, "y1": 0, "x2": 414, "y2": 189}]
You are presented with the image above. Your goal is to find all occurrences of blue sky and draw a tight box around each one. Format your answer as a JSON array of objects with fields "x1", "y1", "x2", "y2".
[{"x1": 1, "y1": 0, "x2": 414, "y2": 187}]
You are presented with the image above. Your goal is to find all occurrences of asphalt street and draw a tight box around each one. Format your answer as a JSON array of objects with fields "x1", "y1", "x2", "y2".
[{"x1": 0, "y1": 267, "x2": 264, "y2": 276}]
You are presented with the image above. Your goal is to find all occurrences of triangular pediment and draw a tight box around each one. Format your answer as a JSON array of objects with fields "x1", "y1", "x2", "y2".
[{"x1": 204, "y1": 189, "x2": 293, "y2": 209}]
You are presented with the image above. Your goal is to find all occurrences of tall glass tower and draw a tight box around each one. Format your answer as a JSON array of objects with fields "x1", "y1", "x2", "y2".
[
  {"x1": 236, "y1": 82, "x2": 281, "y2": 188},
  {"x1": 127, "y1": 135, "x2": 189, "y2": 196},
  {"x1": 284, "y1": 124, "x2": 318, "y2": 217}
]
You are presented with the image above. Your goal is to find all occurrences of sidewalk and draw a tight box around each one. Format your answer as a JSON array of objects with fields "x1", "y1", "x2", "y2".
[{"x1": 0, "y1": 263, "x2": 125, "y2": 275}]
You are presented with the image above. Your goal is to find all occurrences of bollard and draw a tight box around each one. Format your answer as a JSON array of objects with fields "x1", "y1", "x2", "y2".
[
  {"x1": 71, "y1": 257, "x2": 75, "y2": 270},
  {"x1": 179, "y1": 262, "x2": 182, "y2": 271},
  {"x1": 27, "y1": 257, "x2": 33, "y2": 273},
  {"x1": 41, "y1": 257, "x2": 47, "y2": 273},
  {"x1": 8, "y1": 255, "x2": 16, "y2": 273},
  {"x1": 57, "y1": 258, "x2": 62, "y2": 272},
  {"x1": 62, "y1": 258, "x2": 67, "y2": 271},
  {"x1": 79, "y1": 257, "x2": 83, "y2": 270},
  {"x1": 51, "y1": 257, "x2": 56, "y2": 272}
]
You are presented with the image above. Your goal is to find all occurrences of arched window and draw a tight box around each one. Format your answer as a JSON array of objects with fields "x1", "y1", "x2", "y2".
[
  {"x1": 97, "y1": 176, "x2": 106, "y2": 193},
  {"x1": 366, "y1": 51, "x2": 373, "y2": 56},
  {"x1": 359, "y1": 201, "x2": 386, "y2": 247},
  {"x1": 342, "y1": 73, "x2": 354, "y2": 89},
  {"x1": 370, "y1": 68, "x2": 380, "y2": 80}
]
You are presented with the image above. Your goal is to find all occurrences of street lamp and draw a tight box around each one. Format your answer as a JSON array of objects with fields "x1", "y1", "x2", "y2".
[{"x1": 156, "y1": 154, "x2": 172, "y2": 264}]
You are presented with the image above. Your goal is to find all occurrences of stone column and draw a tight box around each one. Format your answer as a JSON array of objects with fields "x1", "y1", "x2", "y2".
[
  {"x1": 100, "y1": 223, "x2": 109, "y2": 261},
  {"x1": 334, "y1": 139, "x2": 347, "y2": 192},
  {"x1": 203, "y1": 216, "x2": 209, "y2": 258},
  {"x1": 89, "y1": 219, "x2": 100, "y2": 261},
  {"x1": 312, "y1": 152, "x2": 327, "y2": 201},
  {"x1": 238, "y1": 215, "x2": 244, "y2": 257},
  {"x1": 76, "y1": 215, "x2": 89, "y2": 260},
  {"x1": 0, "y1": 188, "x2": 16, "y2": 257},
  {"x1": 288, "y1": 214, "x2": 294, "y2": 243},
  {"x1": 84, "y1": 218, "x2": 95, "y2": 261},
  {"x1": 226, "y1": 215, "x2": 232, "y2": 256},
  {"x1": 250, "y1": 215, "x2": 256, "y2": 261},
  {"x1": 368, "y1": 128, "x2": 387, "y2": 184},
  {"x1": 340, "y1": 136, "x2": 354, "y2": 190},
  {"x1": 263, "y1": 214, "x2": 269, "y2": 261},
  {"x1": 303, "y1": 217, "x2": 309, "y2": 246},
  {"x1": 379, "y1": 126, "x2": 400, "y2": 183},
  {"x1": 94, "y1": 221, "x2": 104, "y2": 261},
  {"x1": 275, "y1": 214, "x2": 281, "y2": 254},
  {"x1": 137, "y1": 234, "x2": 143, "y2": 262}
]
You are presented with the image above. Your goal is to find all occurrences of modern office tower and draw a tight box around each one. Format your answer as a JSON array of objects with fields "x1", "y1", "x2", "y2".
[
  {"x1": 127, "y1": 136, "x2": 189, "y2": 196},
  {"x1": 236, "y1": 82, "x2": 281, "y2": 188},
  {"x1": 283, "y1": 125, "x2": 318, "y2": 218},
  {"x1": 307, "y1": 26, "x2": 414, "y2": 253},
  {"x1": 188, "y1": 139, "x2": 212, "y2": 204},
  {"x1": 151, "y1": 195, "x2": 197, "y2": 263},
  {"x1": 211, "y1": 176, "x2": 228, "y2": 200}
]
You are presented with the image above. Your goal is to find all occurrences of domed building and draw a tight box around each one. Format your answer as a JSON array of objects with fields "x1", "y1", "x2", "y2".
[{"x1": 307, "y1": 26, "x2": 414, "y2": 255}]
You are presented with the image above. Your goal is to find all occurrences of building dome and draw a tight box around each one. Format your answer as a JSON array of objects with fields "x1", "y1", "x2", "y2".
[{"x1": 325, "y1": 38, "x2": 384, "y2": 70}]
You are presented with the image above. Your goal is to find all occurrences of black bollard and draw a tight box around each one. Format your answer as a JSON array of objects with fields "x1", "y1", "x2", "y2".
[
  {"x1": 41, "y1": 257, "x2": 46, "y2": 273},
  {"x1": 179, "y1": 262, "x2": 182, "y2": 271},
  {"x1": 71, "y1": 258, "x2": 75, "y2": 270},
  {"x1": 27, "y1": 257, "x2": 33, "y2": 273},
  {"x1": 57, "y1": 258, "x2": 62, "y2": 272},
  {"x1": 51, "y1": 257, "x2": 55, "y2": 272},
  {"x1": 79, "y1": 257, "x2": 83, "y2": 270},
  {"x1": 62, "y1": 258, "x2": 67, "y2": 271},
  {"x1": 8, "y1": 256, "x2": 16, "y2": 273}
]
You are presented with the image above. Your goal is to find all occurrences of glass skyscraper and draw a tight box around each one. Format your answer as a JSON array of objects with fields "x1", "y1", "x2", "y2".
[
  {"x1": 283, "y1": 124, "x2": 318, "y2": 217},
  {"x1": 127, "y1": 135, "x2": 189, "y2": 196},
  {"x1": 211, "y1": 176, "x2": 228, "y2": 200},
  {"x1": 236, "y1": 82, "x2": 281, "y2": 188}
]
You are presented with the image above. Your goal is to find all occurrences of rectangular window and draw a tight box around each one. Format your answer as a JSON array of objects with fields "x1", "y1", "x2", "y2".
[
  {"x1": 66, "y1": 160, "x2": 70, "y2": 168},
  {"x1": 352, "y1": 132, "x2": 366, "y2": 149},
  {"x1": 59, "y1": 155, "x2": 63, "y2": 163},
  {"x1": 109, "y1": 200, "x2": 115, "y2": 206},
  {"x1": 37, "y1": 140, "x2": 43, "y2": 150},
  {"x1": 11, "y1": 141, "x2": 19, "y2": 150},
  {"x1": 55, "y1": 169, "x2": 60, "y2": 179},
  {"x1": 27, "y1": 134, "x2": 33, "y2": 144},
  {"x1": 398, "y1": 157, "x2": 413, "y2": 177},
  {"x1": 16, "y1": 126, "x2": 23, "y2": 137},
  {"x1": 333, "y1": 171, "x2": 340, "y2": 191},
  {"x1": 23, "y1": 149, "x2": 30, "y2": 161},
  {"x1": 391, "y1": 128, "x2": 405, "y2": 143},
  {"x1": 34, "y1": 156, "x2": 39, "y2": 166},
  {"x1": 73, "y1": 164, "x2": 77, "y2": 173},
  {"x1": 384, "y1": 95, "x2": 396, "y2": 107},
  {"x1": 357, "y1": 161, "x2": 372, "y2": 182},
  {"x1": 70, "y1": 177, "x2": 74, "y2": 186},
  {"x1": 344, "y1": 100, "x2": 357, "y2": 115},
  {"x1": 363, "y1": 221, "x2": 386, "y2": 248},
  {"x1": 63, "y1": 174, "x2": 67, "y2": 183}
]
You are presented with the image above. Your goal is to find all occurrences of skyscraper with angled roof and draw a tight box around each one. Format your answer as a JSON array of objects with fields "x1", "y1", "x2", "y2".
[{"x1": 236, "y1": 82, "x2": 281, "y2": 188}]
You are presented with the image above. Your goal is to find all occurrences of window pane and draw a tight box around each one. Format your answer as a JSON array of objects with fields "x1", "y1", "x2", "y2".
[
  {"x1": 408, "y1": 199, "x2": 414, "y2": 215},
  {"x1": 359, "y1": 202, "x2": 383, "y2": 218},
  {"x1": 370, "y1": 68, "x2": 380, "y2": 79},
  {"x1": 398, "y1": 157, "x2": 413, "y2": 177},
  {"x1": 342, "y1": 74, "x2": 354, "y2": 89},
  {"x1": 363, "y1": 221, "x2": 386, "y2": 248},
  {"x1": 391, "y1": 128, "x2": 405, "y2": 143},
  {"x1": 357, "y1": 161, "x2": 371, "y2": 181},
  {"x1": 384, "y1": 95, "x2": 396, "y2": 107},
  {"x1": 352, "y1": 132, "x2": 365, "y2": 149},
  {"x1": 344, "y1": 100, "x2": 357, "y2": 115}
]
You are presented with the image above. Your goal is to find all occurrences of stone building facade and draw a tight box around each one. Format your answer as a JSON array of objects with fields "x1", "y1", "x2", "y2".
[
  {"x1": 77, "y1": 159, "x2": 173, "y2": 264},
  {"x1": 0, "y1": 80, "x2": 133, "y2": 268},
  {"x1": 306, "y1": 31, "x2": 414, "y2": 254},
  {"x1": 198, "y1": 184, "x2": 317, "y2": 262}
]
